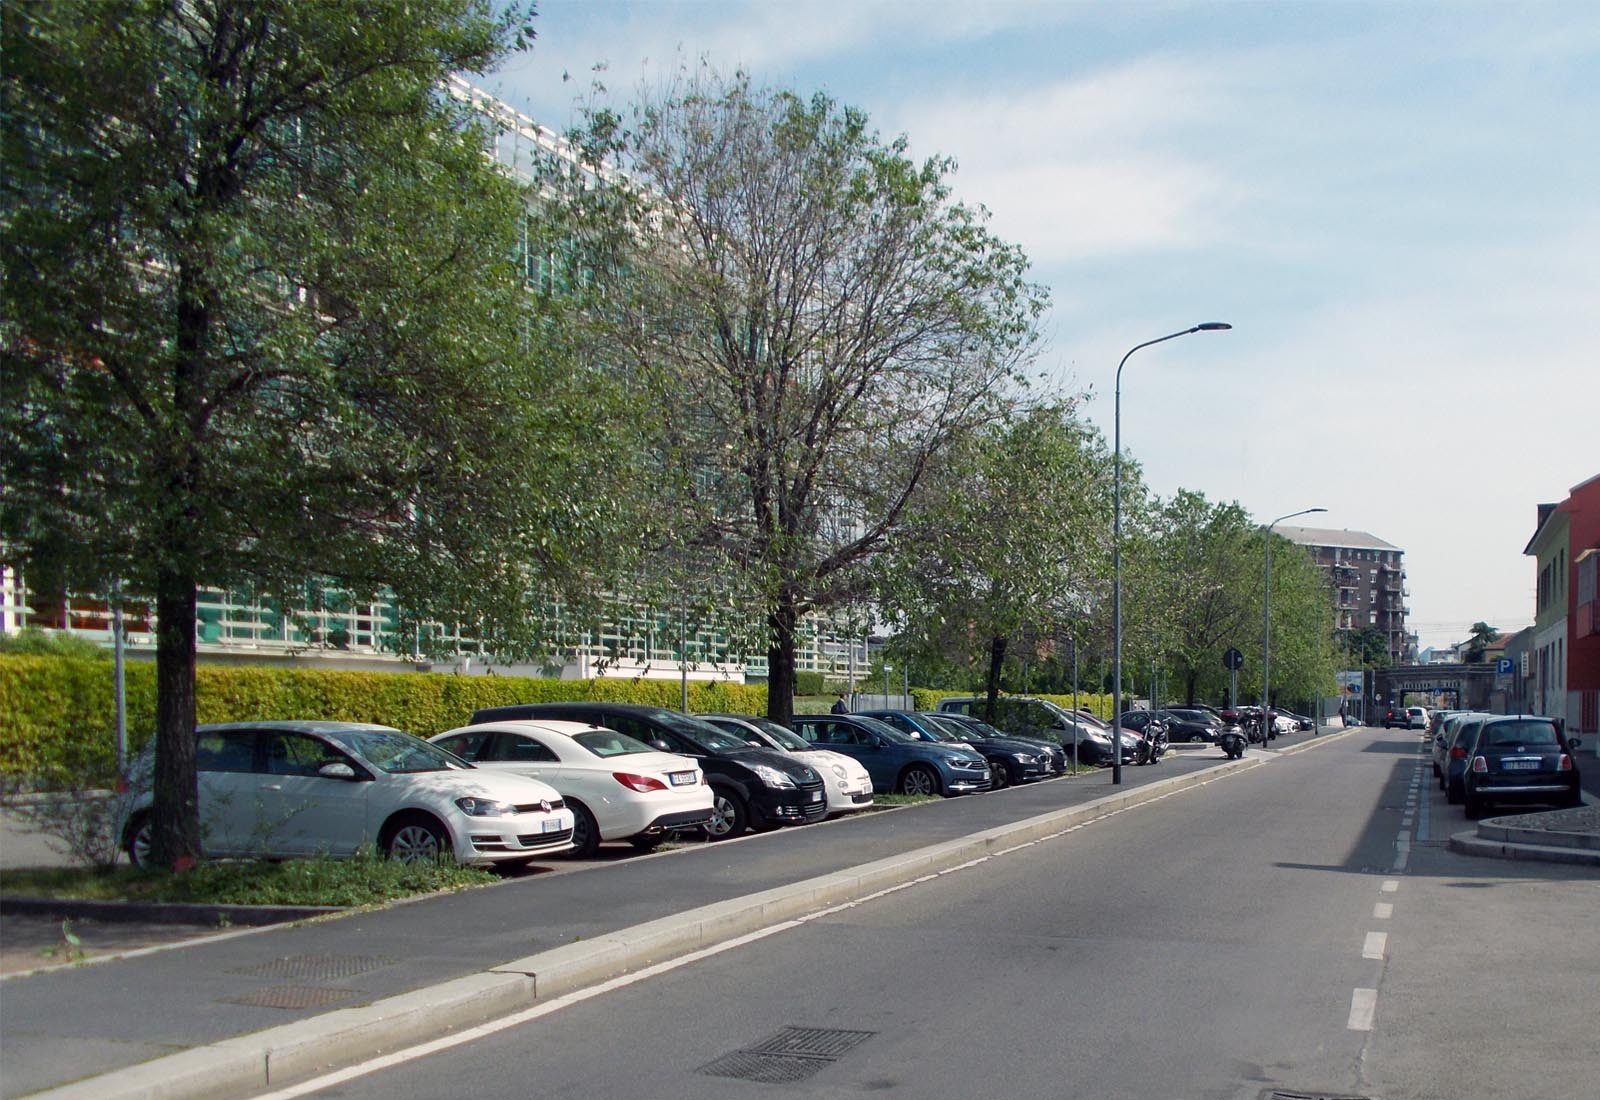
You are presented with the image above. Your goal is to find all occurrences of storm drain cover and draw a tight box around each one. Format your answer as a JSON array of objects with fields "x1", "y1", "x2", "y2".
[
  {"x1": 699, "y1": 1027, "x2": 876, "y2": 1084},
  {"x1": 222, "y1": 984, "x2": 359, "y2": 1010},
  {"x1": 227, "y1": 954, "x2": 394, "y2": 981}
]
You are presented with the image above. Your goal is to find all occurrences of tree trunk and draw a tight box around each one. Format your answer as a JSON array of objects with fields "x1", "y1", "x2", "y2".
[
  {"x1": 1185, "y1": 667, "x2": 1198, "y2": 705},
  {"x1": 150, "y1": 566, "x2": 200, "y2": 869},
  {"x1": 766, "y1": 598, "x2": 798, "y2": 728},
  {"x1": 983, "y1": 635, "x2": 1007, "y2": 724}
]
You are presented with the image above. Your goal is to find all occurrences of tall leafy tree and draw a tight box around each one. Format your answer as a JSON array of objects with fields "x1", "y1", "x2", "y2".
[
  {"x1": 1463, "y1": 621, "x2": 1500, "y2": 663},
  {"x1": 549, "y1": 68, "x2": 1047, "y2": 723},
  {"x1": 1, "y1": 0, "x2": 621, "y2": 867},
  {"x1": 880, "y1": 400, "x2": 1114, "y2": 721}
]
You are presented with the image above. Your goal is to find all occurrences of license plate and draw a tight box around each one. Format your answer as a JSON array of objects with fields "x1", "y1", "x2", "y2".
[
  {"x1": 810, "y1": 791, "x2": 823, "y2": 802},
  {"x1": 669, "y1": 771, "x2": 697, "y2": 786},
  {"x1": 1503, "y1": 759, "x2": 1539, "y2": 770},
  {"x1": 541, "y1": 818, "x2": 562, "y2": 833}
]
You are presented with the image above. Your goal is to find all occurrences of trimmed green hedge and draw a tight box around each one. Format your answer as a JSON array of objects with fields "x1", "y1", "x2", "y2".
[
  {"x1": 911, "y1": 687, "x2": 1114, "y2": 721},
  {"x1": 0, "y1": 655, "x2": 767, "y2": 782}
]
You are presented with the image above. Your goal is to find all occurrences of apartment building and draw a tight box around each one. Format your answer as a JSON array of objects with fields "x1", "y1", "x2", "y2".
[
  {"x1": 1524, "y1": 473, "x2": 1600, "y2": 739},
  {"x1": 1278, "y1": 526, "x2": 1414, "y2": 664}
]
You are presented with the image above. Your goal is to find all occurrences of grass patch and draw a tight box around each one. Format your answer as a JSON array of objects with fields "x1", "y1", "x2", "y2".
[
  {"x1": 869, "y1": 793, "x2": 940, "y2": 808},
  {"x1": 0, "y1": 852, "x2": 497, "y2": 908}
]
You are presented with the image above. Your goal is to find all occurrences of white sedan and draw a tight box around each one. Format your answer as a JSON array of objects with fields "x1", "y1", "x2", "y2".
[
  {"x1": 430, "y1": 720, "x2": 714, "y2": 858},
  {"x1": 120, "y1": 721, "x2": 574, "y2": 867},
  {"x1": 701, "y1": 714, "x2": 875, "y2": 815}
]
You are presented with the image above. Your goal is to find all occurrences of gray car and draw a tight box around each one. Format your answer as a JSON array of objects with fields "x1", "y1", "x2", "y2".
[{"x1": 1440, "y1": 713, "x2": 1490, "y2": 805}]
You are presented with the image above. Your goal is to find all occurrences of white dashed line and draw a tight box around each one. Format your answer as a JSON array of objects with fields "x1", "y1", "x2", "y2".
[
  {"x1": 1381, "y1": 879, "x2": 1399, "y2": 893},
  {"x1": 1374, "y1": 902, "x2": 1393, "y2": 919},
  {"x1": 1363, "y1": 931, "x2": 1388, "y2": 959},
  {"x1": 1348, "y1": 988, "x2": 1378, "y2": 1030}
]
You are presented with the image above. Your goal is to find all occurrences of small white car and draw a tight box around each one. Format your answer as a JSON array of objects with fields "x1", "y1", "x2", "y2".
[
  {"x1": 431, "y1": 719, "x2": 715, "y2": 857},
  {"x1": 1407, "y1": 706, "x2": 1429, "y2": 730},
  {"x1": 700, "y1": 714, "x2": 875, "y2": 815},
  {"x1": 120, "y1": 721, "x2": 574, "y2": 867}
]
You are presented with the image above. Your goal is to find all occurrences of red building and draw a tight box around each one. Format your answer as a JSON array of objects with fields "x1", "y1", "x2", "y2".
[{"x1": 1529, "y1": 473, "x2": 1600, "y2": 743}]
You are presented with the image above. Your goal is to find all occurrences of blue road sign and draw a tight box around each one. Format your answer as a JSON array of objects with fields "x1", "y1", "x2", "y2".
[{"x1": 1495, "y1": 657, "x2": 1514, "y2": 675}]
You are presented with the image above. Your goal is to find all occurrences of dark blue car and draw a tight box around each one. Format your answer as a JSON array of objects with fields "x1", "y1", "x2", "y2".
[
  {"x1": 857, "y1": 709, "x2": 1055, "y2": 788},
  {"x1": 790, "y1": 714, "x2": 991, "y2": 797}
]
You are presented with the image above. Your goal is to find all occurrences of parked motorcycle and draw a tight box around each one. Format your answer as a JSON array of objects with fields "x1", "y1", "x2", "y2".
[
  {"x1": 1218, "y1": 725, "x2": 1247, "y2": 760},
  {"x1": 1135, "y1": 717, "x2": 1169, "y2": 765}
]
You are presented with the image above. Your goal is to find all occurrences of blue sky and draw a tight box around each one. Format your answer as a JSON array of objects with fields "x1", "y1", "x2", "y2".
[{"x1": 479, "y1": 0, "x2": 1599, "y2": 653}]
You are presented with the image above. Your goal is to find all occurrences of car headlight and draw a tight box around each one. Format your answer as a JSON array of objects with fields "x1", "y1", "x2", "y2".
[
  {"x1": 750, "y1": 763, "x2": 796, "y2": 788},
  {"x1": 829, "y1": 763, "x2": 848, "y2": 780},
  {"x1": 455, "y1": 796, "x2": 519, "y2": 817},
  {"x1": 1012, "y1": 752, "x2": 1034, "y2": 762}
]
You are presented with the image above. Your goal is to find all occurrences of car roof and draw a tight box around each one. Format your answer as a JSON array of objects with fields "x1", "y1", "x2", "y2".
[
  {"x1": 441, "y1": 719, "x2": 615, "y2": 739},
  {"x1": 197, "y1": 720, "x2": 400, "y2": 734}
]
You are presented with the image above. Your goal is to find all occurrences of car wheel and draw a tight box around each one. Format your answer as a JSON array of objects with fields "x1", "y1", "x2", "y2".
[
  {"x1": 987, "y1": 760, "x2": 1009, "y2": 790},
  {"x1": 898, "y1": 765, "x2": 941, "y2": 797},
  {"x1": 704, "y1": 787, "x2": 748, "y2": 840},
  {"x1": 124, "y1": 811, "x2": 153, "y2": 868},
  {"x1": 566, "y1": 801, "x2": 600, "y2": 859},
  {"x1": 1463, "y1": 791, "x2": 1484, "y2": 820},
  {"x1": 384, "y1": 813, "x2": 450, "y2": 863},
  {"x1": 628, "y1": 834, "x2": 665, "y2": 852}
]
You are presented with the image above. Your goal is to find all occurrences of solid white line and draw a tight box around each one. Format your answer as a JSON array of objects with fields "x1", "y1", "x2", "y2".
[
  {"x1": 1348, "y1": 988, "x2": 1378, "y2": 1031},
  {"x1": 1373, "y1": 902, "x2": 1393, "y2": 919},
  {"x1": 1363, "y1": 931, "x2": 1387, "y2": 959},
  {"x1": 1397, "y1": 830, "x2": 1411, "y2": 843},
  {"x1": 1381, "y1": 879, "x2": 1399, "y2": 893}
]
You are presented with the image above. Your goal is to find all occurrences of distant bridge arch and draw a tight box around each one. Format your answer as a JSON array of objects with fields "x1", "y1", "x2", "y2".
[{"x1": 1372, "y1": 663, "x2": 1496, "y2": 711}]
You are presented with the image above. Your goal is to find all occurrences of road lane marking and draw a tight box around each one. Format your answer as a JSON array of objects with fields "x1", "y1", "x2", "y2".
[
  {"x1": 1374, "y1": 902, "x2": 1393, "y2": 919},
  {"x1": 1381, "y1": 879, "x2": 1399, "y2": 892},
  {"x1": 1348, "y1": 988, "x2": 1377, "y2": 1030},
  {"x1": 1363, "y1": 931, "x2": 1387, "y2": 959}
]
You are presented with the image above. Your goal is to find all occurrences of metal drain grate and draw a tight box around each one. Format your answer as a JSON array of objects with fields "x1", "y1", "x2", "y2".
[
  {"x1": 222, "y1": 985, "x2": 359, "y2": 1010},
  {"x1": 699, "y1": 1027, "x2": 876, "y2": 1084},
  {"x1": 227, "y1": 954, "x2": 394, "y2": 981}
]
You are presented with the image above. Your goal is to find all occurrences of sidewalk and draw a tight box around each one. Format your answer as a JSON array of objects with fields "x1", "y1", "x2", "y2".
[{"x1": 2, "y1": 746, "x2": 1276, "y2": 1100}]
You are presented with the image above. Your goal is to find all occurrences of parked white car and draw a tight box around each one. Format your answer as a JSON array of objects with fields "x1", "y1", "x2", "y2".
[
  {"x1": 120, "y1": 721, "x2": 574, "y2": 867},
  {"x1": 430, "y1": 719, "x2": 714, "y2": 857},
  {"x1": 700, "y1": 714, "x2": 875, "y2": 815}
]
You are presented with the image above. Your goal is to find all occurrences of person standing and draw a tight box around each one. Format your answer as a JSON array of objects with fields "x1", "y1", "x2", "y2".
[{"x1": 831, "y1": 693, "x2": 849, "y2": 714}]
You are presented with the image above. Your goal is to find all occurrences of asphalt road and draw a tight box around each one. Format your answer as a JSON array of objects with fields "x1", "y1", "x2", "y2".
[{"x1": 256, "y1": 727, "x2": 1599, "y2": 1100}]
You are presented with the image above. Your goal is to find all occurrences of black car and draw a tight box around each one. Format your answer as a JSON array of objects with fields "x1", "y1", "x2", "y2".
[
  {"x1": 1155, "y1": 708, "x2": 1227, "y2": 744},
  {"x1": 469, "y1": 703, "x2": 828, "y2": 838},
  {"x1": 1460, "y1": 715, "x2": 1583, "y2": 820},
  {"x1": 931, "y1": 712, "x2": 1068, "y2": 775}
]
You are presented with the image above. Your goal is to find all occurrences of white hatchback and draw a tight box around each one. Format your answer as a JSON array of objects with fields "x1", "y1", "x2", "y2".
[
  {"x1": 120, "y1": 721, "x2": 574, "y2": 867},
  {"x1": 700, "y1": 714, "x2": 875, "y2": 816},
  {"x1": 430, "y1": 720, "x2": 714, "y2": 857}
]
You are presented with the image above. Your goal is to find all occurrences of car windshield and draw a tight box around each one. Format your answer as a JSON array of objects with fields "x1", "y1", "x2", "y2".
[
  {"x1": 1481, "y1": 720, "x2": 1560, "y2": 747},
  {"x1": 646, "y1": 709, "x2": 752, "y2": 753},
  {"x1": 750, "y1": 722, "x2": 810, "y2": 752},
  {"x1": 333, "y1": 729, "x2": 468, "y2": 773},
  {"x1": 852, "y1": 715, "x2": 914, "y2": 742},
  {"x1": 958, "y1": 718, "x2": 1008, "y2": 738},
  {"x1": 572, "y1": 730, "x2": 656, "y2": 758}
]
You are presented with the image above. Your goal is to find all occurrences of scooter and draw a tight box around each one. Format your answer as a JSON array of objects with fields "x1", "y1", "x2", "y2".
[
  {"x1": 1218, "y1": 725, "x2": 1247, "y2": 760},
  {"x1": 1135, "y1": 718, "x2": 1169, "y2": 765}
]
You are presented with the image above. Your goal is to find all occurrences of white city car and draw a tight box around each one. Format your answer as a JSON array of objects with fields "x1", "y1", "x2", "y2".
[
  {"x1": 431, "y1": 720, "x2": 714, "y2": 857},
  {"x1": 120, "y1": 721, "x2": 574, "y2": 867},
  {"x1": 700, "y1": 714, "x2": 876, "y2": 816}
]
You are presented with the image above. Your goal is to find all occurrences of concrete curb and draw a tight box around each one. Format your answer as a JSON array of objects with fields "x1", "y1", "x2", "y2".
[
  {"x1": 0, "y1": 897, "x2": 342, "y2": 926},
  {"x1": 25, "y1": 757, "x2": 1262, "y2": 1100},
  {"x1": 1446, "y1": 828, "x2": 1600, "y2": 868},
  {"x1": 1472, "y1": 821, "x2": 1600, "y2": 852}
]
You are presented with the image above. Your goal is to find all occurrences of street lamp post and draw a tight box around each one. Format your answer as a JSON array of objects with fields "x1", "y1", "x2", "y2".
[
  {"x1": 1262, "y1": 506, "x2": 1327, "y2": 741},
  {"x1": 1113, "y1": 322, "x2": 1231, "y2": 785}
]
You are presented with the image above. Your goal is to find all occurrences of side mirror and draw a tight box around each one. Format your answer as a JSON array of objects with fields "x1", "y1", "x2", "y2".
[
  {"x1": 318, "y1": 762, "x2": 358, "y2": 781},
  {"x1": 651, "y1": 739, "x2": 672, "y2": 752},
  {"x1": 1569, "y1": 737, "x2": 1583, "y2": 751}
]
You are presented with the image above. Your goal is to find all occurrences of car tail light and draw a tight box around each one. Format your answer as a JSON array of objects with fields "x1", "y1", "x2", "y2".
[
  {"x1": 613, "y1": 771, "x2": 668, "y2": 793},
  {"x1": 1558, "y1": 754, "x2": 1573, "y2": 772},
  {"x1": 1450, "y1": 746, "x2": 1467, "y2": 760},
  {"x1": 1471, "y1": 756, "x2": 1488, "y2": 773}
]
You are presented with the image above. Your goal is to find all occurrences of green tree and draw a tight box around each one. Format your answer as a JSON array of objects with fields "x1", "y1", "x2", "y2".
[
  {"x1": 0, "y1": 0, "x2": 621, "y2": 867},
  {"x1": 1463, "y1": 621, "x2": 1500, "y2": 663},
  {"x1": 879, "y1": 400, "x2": 1113, "y2": 721},
  {"x1": 1341, "y1": 627, "x2": 1392, "y2": 669},
  {"x1": 551, "y1": 69, "x2": 1047, "y2": 724}
]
